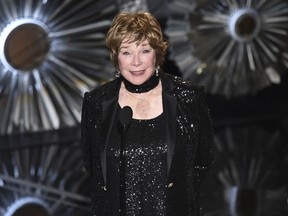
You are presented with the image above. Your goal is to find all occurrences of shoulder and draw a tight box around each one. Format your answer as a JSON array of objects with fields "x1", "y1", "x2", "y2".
[
  {"x1": 161, "y1": 72, "x2": 206, "y2": 101},
  {"x1": 83, "y1": 78, "x2": 120, "y2": 105}
]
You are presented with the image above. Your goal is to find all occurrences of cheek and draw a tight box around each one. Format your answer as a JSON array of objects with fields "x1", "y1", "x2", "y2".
[
  {"x1": 117, "y1": 56, "x2": 128, "y2": 67},
  {"x1": 147, "y1": 52, "x2": 157, "y2": 64},
  {"x1": 147, "y1": 55, "x2": 157, "y2": 66}
]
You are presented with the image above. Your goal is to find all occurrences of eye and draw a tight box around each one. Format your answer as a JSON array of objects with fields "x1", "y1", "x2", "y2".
[
  {"x1": 142, "y1": 49, "x2": 151, "y2": 53},
  {"x1": 121, "y1": 51, "x2": 130, "y2": 55}
]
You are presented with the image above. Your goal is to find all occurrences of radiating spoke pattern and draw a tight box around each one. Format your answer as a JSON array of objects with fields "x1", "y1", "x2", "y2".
[
  {"x1": 0, "y1": 0, "x2": 118, "y2": 135},
  {"x1": 202, "y1": 125, "x2": 288, "y2": 216},
  {"x1": 0, "y1": 133, "x2": 90, "y2": 216},
  {"x1": 166, "y1": 0, "x2": 288, "y2": 97},
  {"x1": 118, "y1": 0, "x2": 148, "y2": 12},
  {"x1": 214, "y1": 126, "x2": 287, "y2": 190},
  {"x1": 117, "y1": 0, "x2": 170, "y2": 21}
]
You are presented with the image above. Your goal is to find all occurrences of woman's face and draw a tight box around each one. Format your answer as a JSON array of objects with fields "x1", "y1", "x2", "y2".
[{"x1": 118, "y1": 39, "x2": 157, "y2": 85}]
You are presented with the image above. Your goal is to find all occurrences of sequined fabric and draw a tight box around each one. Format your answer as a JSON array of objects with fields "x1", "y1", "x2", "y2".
[
  {"x1": 108, "y1": 113, "x2": 167, "y2": 216},
  {"x1": 81, "y1": 72, "x2": 214, "y2": 216}
]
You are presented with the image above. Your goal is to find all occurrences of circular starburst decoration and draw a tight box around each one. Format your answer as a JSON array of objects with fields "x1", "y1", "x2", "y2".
[
  {"x1": 166, "y1": 0, "x2": 288, "y2": 97},
  {"x1": 202, "y1": 125, "x2": 288, "y2": 216},
  {"x1": 0, "y1": 0, "x2": 118, "y2": 135},
  {"x1": 0, "y1": 134, "x2": 90, "y2": 216}
]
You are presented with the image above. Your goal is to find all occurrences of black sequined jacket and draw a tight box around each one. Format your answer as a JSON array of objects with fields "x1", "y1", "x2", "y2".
[{"x1": 81, "y1": 72, "x2": 214, "y2": 216}]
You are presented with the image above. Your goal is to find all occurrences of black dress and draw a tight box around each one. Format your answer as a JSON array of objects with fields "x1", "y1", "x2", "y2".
[{"x1": 107, "y1": 110, "x2": 167, "y2": 216}]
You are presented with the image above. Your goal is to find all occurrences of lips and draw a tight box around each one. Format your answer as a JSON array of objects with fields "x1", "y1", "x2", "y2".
[{"x1": 130, "y1": 70, "x2": 145, "y2": 75}]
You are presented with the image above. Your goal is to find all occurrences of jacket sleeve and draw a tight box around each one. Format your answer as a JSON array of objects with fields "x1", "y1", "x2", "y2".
[
  {"x1": 81, "y1": 92, "x2": 103, "y2": 176},
  {"x1": 81, "y1": 92, "x2": 111, "y2": 215},
  {"x1": 81, "y1": 92, "x2": 93, "y2": 175},
  {"x1": 194, "y1": 86, "x2": 214, "y2": 183}
]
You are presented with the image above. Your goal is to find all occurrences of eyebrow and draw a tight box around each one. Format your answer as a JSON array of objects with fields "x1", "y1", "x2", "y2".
[{"x1": 120, "y1": 43, "x2": 150, "y2": 50}]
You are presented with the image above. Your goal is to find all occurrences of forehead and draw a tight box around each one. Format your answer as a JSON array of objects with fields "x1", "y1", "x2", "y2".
[{"x1": 120, "y1": 38, "x2": 150, "y2": 47}]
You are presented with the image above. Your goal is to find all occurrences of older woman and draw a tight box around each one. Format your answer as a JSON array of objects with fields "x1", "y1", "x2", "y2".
[{"x1": 81, "y1": 12, "x2": 214, "y2": 216}]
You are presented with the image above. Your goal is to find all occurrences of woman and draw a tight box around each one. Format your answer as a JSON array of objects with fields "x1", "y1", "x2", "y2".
[{"x1": 81, "y1": 12, "x2": 214, "y2": 216}]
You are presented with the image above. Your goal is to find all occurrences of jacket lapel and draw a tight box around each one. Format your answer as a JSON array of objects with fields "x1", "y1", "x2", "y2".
[
  {"x1": 100, "y1": 79, "x2": 121, "y2": 185},
  {"x1": 100, "y1": 98, "x2": 118, "y2": 185},
  {"x1": 161, "y1": 73, "x2": 177, "y2": 178},
  {"x1": 163, "y1": 92, "x2": 177, "y2": 178}
]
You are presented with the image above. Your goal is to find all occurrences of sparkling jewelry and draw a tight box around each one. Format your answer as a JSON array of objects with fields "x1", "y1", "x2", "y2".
[
  {"x1": 155, "y1": 65, "x2": 160, "y2": 77},
  {"x1": 115, "y1": 70, "x2": 121, "y2": 77},
  {"x1": 125, "y1": 88, "x2": 154, "y2": 118},
  {"x1": 126, "y1": 89, "x2": 154, "y2": 101}
]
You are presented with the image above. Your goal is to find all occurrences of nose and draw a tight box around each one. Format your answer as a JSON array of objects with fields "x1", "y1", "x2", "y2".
[{"x1": 131, "y1": 53, "x2": 142, "y2": 66}]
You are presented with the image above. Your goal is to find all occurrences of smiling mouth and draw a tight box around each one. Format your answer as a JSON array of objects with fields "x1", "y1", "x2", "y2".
[{"x1": 130, "y1": 70, "x2": 145, "y2": 74}]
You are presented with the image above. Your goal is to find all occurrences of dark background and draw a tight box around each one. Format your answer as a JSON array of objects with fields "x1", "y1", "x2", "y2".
[{"x1": 0, "y1": 0, "x2": 288, "y2": 215}]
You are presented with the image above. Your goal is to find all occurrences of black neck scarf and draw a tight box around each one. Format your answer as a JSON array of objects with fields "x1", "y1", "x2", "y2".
[{"x1": 123, "y1": 74, "x2": 159, "y2": 93}]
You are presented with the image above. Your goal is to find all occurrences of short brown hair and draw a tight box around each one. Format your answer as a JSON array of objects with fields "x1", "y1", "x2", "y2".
[{"x1": 106, "y1": 12, "x2": 168, "y2": 68}]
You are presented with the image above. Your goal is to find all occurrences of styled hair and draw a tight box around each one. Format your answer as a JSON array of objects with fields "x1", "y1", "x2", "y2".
[{"x1": 106, "y1": 12, "x2": 168, "y2": 68}]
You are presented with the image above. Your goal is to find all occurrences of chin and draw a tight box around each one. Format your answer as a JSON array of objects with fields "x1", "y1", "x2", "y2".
[{"x1": 128, "y1": 77, "x2": 148, "y2": 86}]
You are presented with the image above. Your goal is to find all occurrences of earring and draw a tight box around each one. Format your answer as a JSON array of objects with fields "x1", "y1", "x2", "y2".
[
  {"x1": 155, "y1": 66, "x2": 160, "y2": 76},
  {"x1": 115, "y1": 70, "x2": 121, "y2": 78}
]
